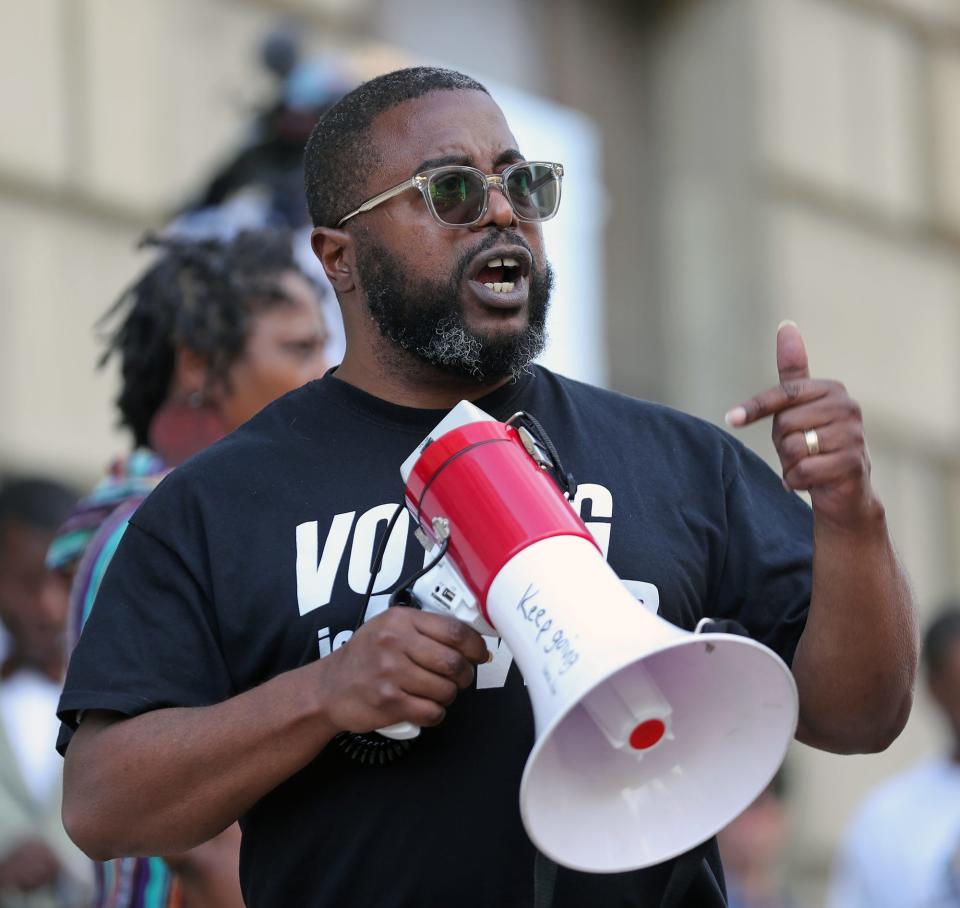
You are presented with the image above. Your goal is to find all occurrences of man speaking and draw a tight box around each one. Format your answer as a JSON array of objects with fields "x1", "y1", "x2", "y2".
[{"x1": 59, "y1": 67, "x2": 916, "y2": 907}]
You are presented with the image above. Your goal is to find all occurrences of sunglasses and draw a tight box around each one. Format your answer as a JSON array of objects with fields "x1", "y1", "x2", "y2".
[{"x1": 336, "y1": 161, "x2": 564, "y2": 228}]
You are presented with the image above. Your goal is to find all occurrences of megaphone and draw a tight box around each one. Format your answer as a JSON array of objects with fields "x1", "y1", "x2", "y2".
[{"x1": 381, "y1": 401, "x2": 798, "y2": 873}]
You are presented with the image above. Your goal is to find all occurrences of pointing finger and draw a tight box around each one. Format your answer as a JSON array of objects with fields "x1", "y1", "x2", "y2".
[{"x1": 725, "y1": 320, "x2": 817, "y2": 427}]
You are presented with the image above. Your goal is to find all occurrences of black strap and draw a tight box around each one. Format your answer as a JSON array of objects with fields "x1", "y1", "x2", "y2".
[
  {"x1": 507, "y1": 411, "x2": 578, "y2": 500},
  {"x1": 532, "y1": 842, "x2": 721, "y2": 908},
  {"x1": 660, "y1": 841, "x2": 717, "y2": 908},
  {"x1": 533, "y1": 850, "x2": 558, "y2": 908}
]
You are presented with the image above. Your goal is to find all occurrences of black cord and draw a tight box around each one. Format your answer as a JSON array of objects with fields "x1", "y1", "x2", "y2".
[
  {"x1": 353, "y1": 503, "x2": 406, "y2": 632},
  {"x1": 353, "y1": 505, "x2": 453, "y2": 632},
  {"x1": 341, "y1": 501, "x2": 420, "y2": 767},
  {"x1": 507, "y1": 411, "x2": 578, "y2": 500},
  {"x1": 386, "y1": 538, "x2": 449, "y2": 601},
  {"x1": 413, "y1": 438, "x2": 512, "y2": 528}
]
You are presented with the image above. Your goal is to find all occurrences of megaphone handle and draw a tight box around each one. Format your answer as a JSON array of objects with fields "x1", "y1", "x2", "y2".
[{"x1": 377, "y1": 721, "x2": 421, "y2": 740}]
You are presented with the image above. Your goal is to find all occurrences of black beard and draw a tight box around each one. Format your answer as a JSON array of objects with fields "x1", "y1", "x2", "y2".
[{"x1": 353, "y1": 229, "x2": 553, "y2": 383}]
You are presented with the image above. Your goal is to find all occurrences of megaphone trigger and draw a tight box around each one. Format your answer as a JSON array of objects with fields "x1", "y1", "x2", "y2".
[
  {"x1": 373, "y1": 721, "x2": 421, "y2": 741},
  {"x1": 387, "y1": 587, "x2": 419, "y2": 609}
]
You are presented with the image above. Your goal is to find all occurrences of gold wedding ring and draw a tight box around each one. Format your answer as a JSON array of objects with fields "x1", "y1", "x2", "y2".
[{"x1": 803, "y1": 429, "x2": 820, "y2": 457}]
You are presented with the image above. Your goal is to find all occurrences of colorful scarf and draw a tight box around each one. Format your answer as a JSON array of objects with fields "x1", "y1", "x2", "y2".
[{"x1": 48, "y1": 449, "x2": 183, "y2": 908}]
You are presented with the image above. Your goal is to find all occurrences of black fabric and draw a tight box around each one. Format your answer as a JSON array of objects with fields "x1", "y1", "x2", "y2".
[
  {"x1": 58, "y1": 366, "x2": 813, "y2": 908},
  {"x1": 534, "y1": 850, "x2": 558, "y2": 908}
]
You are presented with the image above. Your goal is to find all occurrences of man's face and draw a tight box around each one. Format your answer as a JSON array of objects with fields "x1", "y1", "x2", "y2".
[
  {"x1": 349, "y1": 90, "x2": 554, "y2": 381},
  {"x1": 0, "y1": 520, "x2": 69, "y2": 670}
]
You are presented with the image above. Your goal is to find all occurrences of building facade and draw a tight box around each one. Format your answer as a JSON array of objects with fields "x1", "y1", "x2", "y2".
[{"x1": 1, "y1": 0, "x2": 958, "y2": 898}]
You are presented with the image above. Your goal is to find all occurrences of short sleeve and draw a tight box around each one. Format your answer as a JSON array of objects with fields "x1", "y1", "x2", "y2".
[
  {"x1": 711, "y1": 440, "x2": 813, "y2": 666},
  {"x1": 57, "y1": 517, "x2": 235, "y2": 754}
]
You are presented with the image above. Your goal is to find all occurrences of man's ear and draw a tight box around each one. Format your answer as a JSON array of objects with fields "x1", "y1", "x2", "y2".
[{"x1": 311, "y1": 226, "x2": 356, "y2": 294}]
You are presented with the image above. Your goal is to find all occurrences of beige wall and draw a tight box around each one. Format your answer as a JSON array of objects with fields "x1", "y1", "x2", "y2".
[
  {"x1": 0, "y1": 0, "x2": 327, "y2": 483},
  {"x1": 759, "y1": 0, "x2": 960, "y2": 892},
  {"x1": 1, "y1": 0, "x2": 956, "y2": 901},
  {"x1": 635, "y1": 0, "x2": 960, "y2": 899}
]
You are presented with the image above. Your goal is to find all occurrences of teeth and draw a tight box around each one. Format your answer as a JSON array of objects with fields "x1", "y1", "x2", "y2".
[
  {"x1": 483, "y1": 282, "x2": 516, "y2": 293},
  {"x1": 485, "y1": 256, "x2": 520, "y2": 269}
]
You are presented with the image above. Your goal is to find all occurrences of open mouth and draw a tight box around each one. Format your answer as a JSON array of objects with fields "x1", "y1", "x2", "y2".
[{"x1": 474, "y1": 255, "x2": 525, "y2": 294}]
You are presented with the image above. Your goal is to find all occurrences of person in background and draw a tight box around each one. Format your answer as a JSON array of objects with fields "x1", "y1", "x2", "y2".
[
  {"x1": 177, "y1": 25, "x2": 350, "y2": 231},
  {"x1": 48, "y1": 228, "x2": 329, "y2": 908},
  {"x1": 827, "y1": 604, "x2": 960, "y2": 908},
  {"x1": 718, "y1": 771, "x2": 794, "y2": 908},
  {"x1": 0, "y1": 477, "x2": 89, "y2": 907}
]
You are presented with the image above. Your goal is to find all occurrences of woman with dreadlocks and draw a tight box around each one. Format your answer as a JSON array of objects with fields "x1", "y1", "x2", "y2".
[{"x1": 48, "y1": 228, "x2": 329, "y2": 908}]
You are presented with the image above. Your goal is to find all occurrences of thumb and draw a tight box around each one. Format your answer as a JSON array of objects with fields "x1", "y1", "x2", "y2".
[{"x1": 777, "y1": 320, "x2": 810, "y2": 384}]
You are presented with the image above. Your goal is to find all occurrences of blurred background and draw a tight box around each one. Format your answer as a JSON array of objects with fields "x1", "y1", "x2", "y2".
[{"x1": 0, "y1": 0, "x2": 958, "y2": 903}]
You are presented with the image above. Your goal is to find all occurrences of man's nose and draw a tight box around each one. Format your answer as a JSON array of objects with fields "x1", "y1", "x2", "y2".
[{"x1": 471, "y1": 184, "x2": 516, "y2": 231}]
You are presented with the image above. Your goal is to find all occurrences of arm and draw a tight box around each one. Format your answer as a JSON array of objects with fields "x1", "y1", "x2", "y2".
[
  {"x1": 63, "y1": 607, "x2": 488, "y2": 859},
  {"x1": 793, "y1": 503, "x2": 914, "y2": 753},
  {"x1": 726, "y1": 322, "x2": 917, "y2": 754}
]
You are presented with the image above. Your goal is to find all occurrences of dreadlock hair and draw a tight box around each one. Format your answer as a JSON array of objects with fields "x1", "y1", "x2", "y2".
[
  {"x1": 99, "y1": 228, "x2": 313, "y2": 447},
  {"x1": 304, "y1": 67, "x2": 489, "y2": 229},
  {"x1": 923, "y1": 604, "x2": 960, "y2": 680}
]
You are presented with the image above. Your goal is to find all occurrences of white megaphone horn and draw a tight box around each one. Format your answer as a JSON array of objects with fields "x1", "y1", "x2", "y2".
[{"x1": 380, "y1": 401, "x2": 798, "y2": 874}]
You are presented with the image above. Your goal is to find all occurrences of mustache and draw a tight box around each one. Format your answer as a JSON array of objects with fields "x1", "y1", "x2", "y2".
[{"x1": 454, "y1": 229, "x2": 535, "y2": 281}]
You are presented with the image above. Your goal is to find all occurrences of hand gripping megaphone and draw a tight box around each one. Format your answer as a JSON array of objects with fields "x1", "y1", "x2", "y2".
[{"x1": 381, "y1": 401, "x2": 798, "y2": 873}]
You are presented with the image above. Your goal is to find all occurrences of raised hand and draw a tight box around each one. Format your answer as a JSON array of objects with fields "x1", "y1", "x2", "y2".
[{"x1": 724, "y1": 321, "x2": 882, "y2": 530}]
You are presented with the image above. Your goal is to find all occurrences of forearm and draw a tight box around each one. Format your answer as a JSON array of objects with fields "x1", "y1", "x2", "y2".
[
  {"x1": 63, "y1": 661, "x2": 336, "y2": 859},
  {"x1": 793, "y1": 503, "x2": 917, "y2": 753},
  {"x1": 63, "y1": 606, "x2": 487, "y2": 860}
]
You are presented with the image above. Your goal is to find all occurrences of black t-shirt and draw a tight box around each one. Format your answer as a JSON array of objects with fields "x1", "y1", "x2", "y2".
[{"x1": 58, "y1": 366, "x2": 813, "y2": 908}]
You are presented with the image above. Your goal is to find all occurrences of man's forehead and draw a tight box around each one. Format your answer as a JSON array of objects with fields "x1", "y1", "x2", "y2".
[{"x1": 371, "y1": 89, "x2": 520, "y2": 177}]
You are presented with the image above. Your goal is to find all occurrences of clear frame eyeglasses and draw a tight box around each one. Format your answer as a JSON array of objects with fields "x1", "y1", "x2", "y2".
[{"x1": 336, "y1": 160, "x2": 564, "y2": 228}]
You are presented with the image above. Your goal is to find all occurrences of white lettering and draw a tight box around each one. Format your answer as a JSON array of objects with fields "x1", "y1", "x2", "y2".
[
  {"x1": 572, "y1": 483, "x2": 613, "y2": 558},
  {"x1": 317, "y1": 626, "x2": 331, "y2": 658},
  {"x1": 317, "y1": 627, "x2": 353, "y2": 659},
  {"x1": 296, "y1": 512, "x2": 355, "y2": 616}
]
